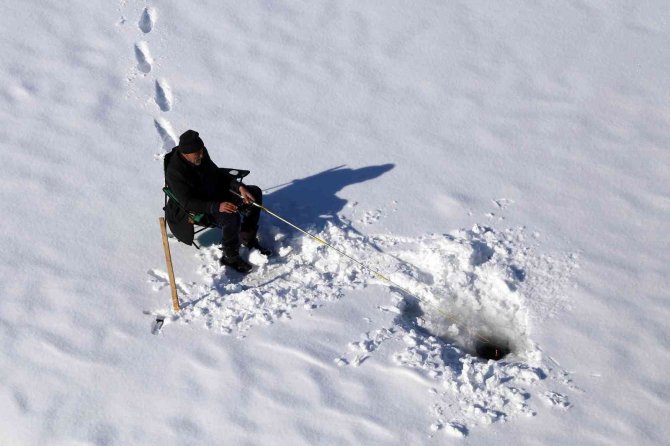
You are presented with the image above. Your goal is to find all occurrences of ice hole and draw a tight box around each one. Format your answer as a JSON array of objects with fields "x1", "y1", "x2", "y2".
[
  {"x1": 474, "y1": 337, "x2": 512, "y2": 361},
  {"x1": 401, "y1": 298, "x2": 521, "y2": 361}
]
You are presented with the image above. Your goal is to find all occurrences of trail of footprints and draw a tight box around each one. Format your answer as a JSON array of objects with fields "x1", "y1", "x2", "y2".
[{"x1": 129, "y1": 4, "x2": 177, "y2": 149}]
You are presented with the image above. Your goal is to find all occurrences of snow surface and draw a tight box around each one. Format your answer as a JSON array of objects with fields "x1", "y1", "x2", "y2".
[{"x1": 1, "y1": 1, "x2": 669, "y2": 444}]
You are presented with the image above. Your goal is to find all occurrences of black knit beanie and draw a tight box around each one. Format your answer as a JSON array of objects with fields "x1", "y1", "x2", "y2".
[{"x1": 177, "y1": 129, "x2": 205, "y2": 154}]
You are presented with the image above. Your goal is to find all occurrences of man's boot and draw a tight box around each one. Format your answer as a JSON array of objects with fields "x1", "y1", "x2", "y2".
[
  {"x1": 240, "y1": 226, "x2": 273, "y2": 257},
  {"x1": 244, "y1": 238, "x2": 273, "y2": 257},
  {"x1": 220, "y1": 247, "x2": 253, "y2": 274}
]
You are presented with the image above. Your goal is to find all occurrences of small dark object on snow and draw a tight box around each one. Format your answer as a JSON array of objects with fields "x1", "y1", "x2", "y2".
[
  {"x1": 152, "y1": 316, "x2": 165, "y2": 335},
  {"x1": 475, "y1": 339, "x2": 511, "y2": 361}
]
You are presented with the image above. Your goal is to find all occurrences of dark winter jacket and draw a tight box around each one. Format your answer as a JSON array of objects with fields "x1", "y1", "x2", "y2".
[{"x1": 165, "y1": 148, "x2": 242, "y2": 245}]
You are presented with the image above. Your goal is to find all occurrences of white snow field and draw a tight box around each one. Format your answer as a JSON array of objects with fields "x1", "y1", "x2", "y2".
[{"x1": 1, "y1": 0, "x2": 669, "y2": 444}]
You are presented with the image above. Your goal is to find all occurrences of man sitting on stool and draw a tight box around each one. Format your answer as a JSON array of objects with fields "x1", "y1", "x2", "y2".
[{"x1": 165, "y1": 129, "x2": 272, "y2": 273}]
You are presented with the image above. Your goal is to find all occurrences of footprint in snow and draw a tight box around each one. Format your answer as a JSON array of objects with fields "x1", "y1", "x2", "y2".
[
  {"x1": 154, "y1": 117, "x2": 177, "y2": 150},
  {"x1": 155, "y1": 79, "x2": 173, "y2": 112},
  {"x1": 542, "y1": 391, "x2": 572, "y2": 409},
  {"x1": 138, "y1": 7, "x2": 156, "y2": 33},
  {"x1": 134, "y1": 41, "x2": 153, "y2": 73}
]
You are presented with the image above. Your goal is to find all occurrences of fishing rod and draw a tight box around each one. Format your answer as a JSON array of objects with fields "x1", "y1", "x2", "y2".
[{"x1": 231, "y1": 190, "x2": 490, "y2": 344}]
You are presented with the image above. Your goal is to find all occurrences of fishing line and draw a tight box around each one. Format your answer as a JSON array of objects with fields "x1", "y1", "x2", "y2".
[{"x1": 231, "y1": 191, "x2": 490, "y2": 344}]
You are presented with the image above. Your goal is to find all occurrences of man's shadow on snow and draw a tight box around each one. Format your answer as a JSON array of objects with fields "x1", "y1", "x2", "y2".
[
  {"x1": 264, "y1": 163, "x2": 395, "y2": 231},
  {"x1": 197, "y1": 163, "x2": 395, "y2": 247}
]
